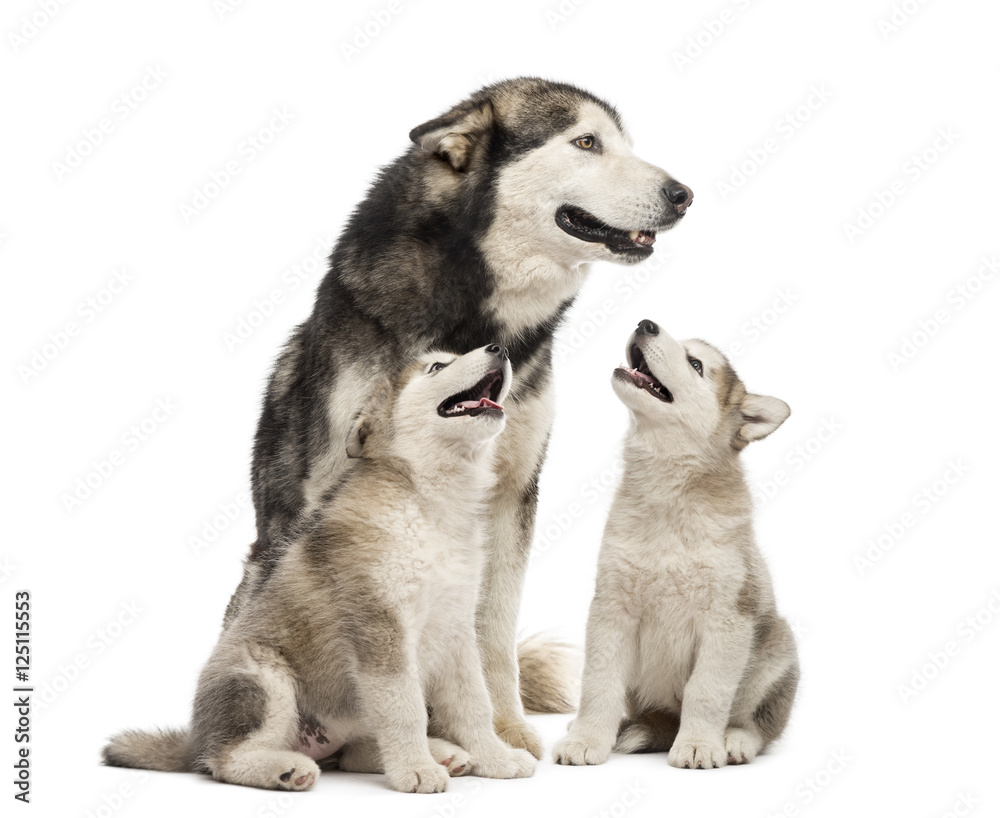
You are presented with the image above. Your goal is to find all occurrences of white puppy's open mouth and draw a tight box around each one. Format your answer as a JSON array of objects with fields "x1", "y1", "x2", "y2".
[
  {"x1": 614, "y1": 345, "x2": 673, "y2": 403},
  {"x1": 438, "y1": 370, "x2": 505, "y2": 418},
  {"x1": 555, "y1": 205, "x2": 669, "y2": 256}
]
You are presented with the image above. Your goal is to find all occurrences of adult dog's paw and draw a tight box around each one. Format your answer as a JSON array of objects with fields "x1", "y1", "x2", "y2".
[
  {"x1": 494, "y1": 720, "x2": 544, "y2": 760},
  {"x1": 552, "y1": 734, "x2": 612, "y2": 766},
  {"x1": 386, "y1": 761, "x2": 450, "y2": 793},
  {"x1": 667, "y1": 737, "x2": 727, "y2": 770}
]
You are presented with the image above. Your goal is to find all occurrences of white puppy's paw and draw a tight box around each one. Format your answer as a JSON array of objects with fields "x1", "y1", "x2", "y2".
[
  {"x1": 428, "y1": 737, "x2": 472, "y2": 776},
  {"x1": 724, "y1": 728, "x2": 763, "y2": 765},
  {"x1": 386, "y1": 760, "x2": 450, "y2": 793},
  {"x1": 471, "y1": 746, "x2": 536, "y2": 779},
  {"x1": 552, "y1": 733, "x2": 612, "y2": 766},
  {"x1": 668, "y1": 737, "x2": 727, "y2": 770}
]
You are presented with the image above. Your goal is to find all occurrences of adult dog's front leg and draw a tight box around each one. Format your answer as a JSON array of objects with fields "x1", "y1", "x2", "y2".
[{"x1": 477, "y1": 381, "x2": 553, "y2": 759}]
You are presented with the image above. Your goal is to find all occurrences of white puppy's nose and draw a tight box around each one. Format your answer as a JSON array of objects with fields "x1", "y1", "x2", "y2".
[{"x1": 637, "y1": 319, "x2": 659, "y2": 336}]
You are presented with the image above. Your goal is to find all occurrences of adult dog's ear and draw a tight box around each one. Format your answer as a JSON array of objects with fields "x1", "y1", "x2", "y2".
[
  {"x1": 409, "y1": 98, "x2": 495, "y2": 172},
  {"x1": 345, "y1": 413, "x2": 372, "y2": 459},
  {"x1": 738, "y1": 394, "x2": 791, "y2": 445}
]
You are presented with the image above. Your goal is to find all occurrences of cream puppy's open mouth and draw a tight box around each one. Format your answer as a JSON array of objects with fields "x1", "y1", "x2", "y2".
[{"x1": 438, "y1": 370, "x2": 506, "y2": 417}]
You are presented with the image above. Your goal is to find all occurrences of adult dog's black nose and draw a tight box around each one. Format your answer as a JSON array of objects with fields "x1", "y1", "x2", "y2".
[
  {"x1": 486, "y1": 344, "x2": 508, "y2": 360},
  {"x1": 637, "y1": 319, "x2": 659, "y2": 336},
  {"x1": 664, "y1": 182, "x2": 693, "y2": 215}
]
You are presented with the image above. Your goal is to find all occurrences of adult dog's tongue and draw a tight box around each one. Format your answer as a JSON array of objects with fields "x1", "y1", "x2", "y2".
[{"x1": 456, "y1": 398, "x2": 502, "y2": 411}]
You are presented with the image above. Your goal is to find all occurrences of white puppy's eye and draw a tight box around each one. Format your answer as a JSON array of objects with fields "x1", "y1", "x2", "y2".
[
  {"x1": 574, "y1": 135, "x2": 598, "y2": 150},
  {"x1": 428, "y1": 362, "x2": 447, "y2": 373},
  {"x1": 688, "y1": 357, "x2": 703, "y2": 376}
]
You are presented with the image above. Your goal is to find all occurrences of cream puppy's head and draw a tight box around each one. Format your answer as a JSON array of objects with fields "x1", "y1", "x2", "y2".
[
  {"x1": 347, "y1": 344, "x2": 512, "y2": 461},
  {"x1": 612, "y1": 320, "x2": 790, "y2": 453}
]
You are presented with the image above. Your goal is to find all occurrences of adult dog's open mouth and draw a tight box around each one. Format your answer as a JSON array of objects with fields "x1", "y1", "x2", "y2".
[
  {"x1": 614, "y1": 345, "x2": 673, "y2": 402},
  {"x1": 556, "y1": 206, "x2": 670, "y2": 256},
  {"x1": 438, "y1": 370, "x2": 505, "y2": 418}
]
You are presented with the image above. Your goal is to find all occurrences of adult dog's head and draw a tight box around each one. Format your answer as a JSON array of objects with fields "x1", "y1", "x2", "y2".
[{"x1": 410, "y1": 77, "x2": 692, "y2": 267}]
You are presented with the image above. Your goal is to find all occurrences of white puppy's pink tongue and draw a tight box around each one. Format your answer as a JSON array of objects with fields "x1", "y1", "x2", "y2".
[{"x1": 632, "y1": 369, "x2": 655, "y2": 385}]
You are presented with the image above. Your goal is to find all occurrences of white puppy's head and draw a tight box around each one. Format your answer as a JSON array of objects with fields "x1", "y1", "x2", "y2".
[
  {"x1": 612, "y1": 320, "x2": 790, "y2": 453},
  {"x1": 347, "y1": 344, "x2": 512, "y2": 461}
]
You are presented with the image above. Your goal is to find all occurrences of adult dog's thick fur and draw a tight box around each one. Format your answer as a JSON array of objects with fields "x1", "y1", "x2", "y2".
[
  {"x1": 106, "y1": 346, "x2": 537, "y2": 792},
  {"x1": 553, "y1": 321, "x2": 798, "y2": 769},
  {"x1": 224, "y1": 78, "x2": 692, "y2": 757}
]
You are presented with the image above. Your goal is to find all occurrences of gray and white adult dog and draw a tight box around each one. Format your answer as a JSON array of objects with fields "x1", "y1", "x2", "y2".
[
  {"x1": 105, "y1": 346, "x2": 537, "y2": 792},
  {"x1": 553, "y1": 321, "x2": 798, "y2": 769},
  {"x1": 236, "y1": 78, "x2": 692, "y2": 757}
]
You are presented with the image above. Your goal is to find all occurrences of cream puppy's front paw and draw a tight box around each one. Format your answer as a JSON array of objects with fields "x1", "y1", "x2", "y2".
[
  {"x1": 494, "y1": 720, "x2": 544, "y2": 760},
  {"x1": 427, "y1": 737, "x2": 472, "y2": 776},
  {"x1": 668, "y1": 736, "x2": 727, "y2": 770},
  {"x1": 552, "y1": 733, "x2": 612, "y2": 766},
  {"x1": 385, "y1": 760, "x2": 450, "y2": 793}
]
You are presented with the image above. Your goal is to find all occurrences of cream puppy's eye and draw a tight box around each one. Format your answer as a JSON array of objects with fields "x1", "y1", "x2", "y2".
[
  {"x1": 688, "y1": 357, "x2": 703, "y2": 376},
  {"x1": 574, "y1": 135, "x2": 597, "y2": 150},
  {"x1": 428, "y1": 362, "x2": 447, "y2": 373}
]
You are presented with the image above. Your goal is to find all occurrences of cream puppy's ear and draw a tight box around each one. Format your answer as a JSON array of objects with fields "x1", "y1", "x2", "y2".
[
  {"x1": 738, "y1": 394, "x2": 790, "y2": 444},
  {"x1": 346, "y1": 413, "x2": 372, "y2": 459}
]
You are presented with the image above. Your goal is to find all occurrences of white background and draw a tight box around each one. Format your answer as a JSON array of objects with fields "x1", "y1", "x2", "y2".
[{"x1": 4, "y1": 0, "x2": 999, "y2": 816}]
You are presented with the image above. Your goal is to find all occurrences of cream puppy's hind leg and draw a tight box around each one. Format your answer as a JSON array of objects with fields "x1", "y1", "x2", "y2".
[
  {"x1": 553, "y1": 590, "x2": 638, "y2": 766},
  {"x1": 193, "y1": 649, "x2": 319, "y2": 791}
]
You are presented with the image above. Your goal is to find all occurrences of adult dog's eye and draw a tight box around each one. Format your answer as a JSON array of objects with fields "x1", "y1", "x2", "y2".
[
  {"x1": 428, "y1": 362, "x2": 447, "y2": 373},
  {"x1": 574, "y1": 135, "x2": 596, "y2": 150},
  {"x1": 688, "y1": 357, "x2": 703, "y2": 376}
]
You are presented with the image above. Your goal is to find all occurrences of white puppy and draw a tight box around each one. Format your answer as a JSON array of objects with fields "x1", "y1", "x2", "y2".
[{"x1": 553, "y1": 320, "x2": 798, "y2": 769}]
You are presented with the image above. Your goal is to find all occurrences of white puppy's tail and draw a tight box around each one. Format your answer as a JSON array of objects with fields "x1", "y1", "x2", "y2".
[
  {"x1": 518, "y1": 634, "x2": 580, "y2": 715},
  {"x1": 102, "y1": 727, "x2": 192, "y2": 773}
]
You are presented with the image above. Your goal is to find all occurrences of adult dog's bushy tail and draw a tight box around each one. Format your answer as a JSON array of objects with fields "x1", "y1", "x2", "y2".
[
  {"x1": 102, "y1": 727, "x2": 192, "y2": 773},
  {"x1": 517, "y1": 635, "x2": 580, "y2": 715}
]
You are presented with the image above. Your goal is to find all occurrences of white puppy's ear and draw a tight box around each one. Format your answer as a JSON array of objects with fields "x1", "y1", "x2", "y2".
[
  {"x1": 345, "y1": 414, "x2": 372, "y2": 459},
  {"x1": 409, "y1": 99, "x2": 495, "y2": 172},
  {"x1": 739, "y1": 394, "x2": 790, "y2": 443}
]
